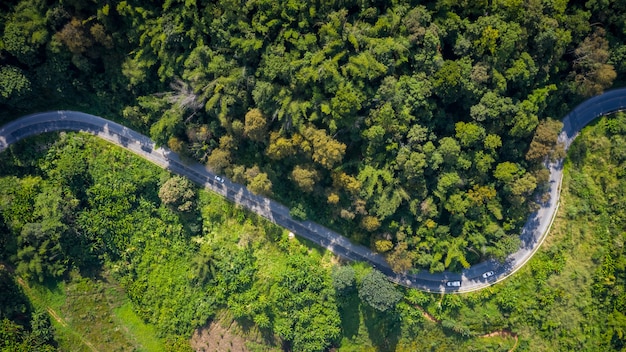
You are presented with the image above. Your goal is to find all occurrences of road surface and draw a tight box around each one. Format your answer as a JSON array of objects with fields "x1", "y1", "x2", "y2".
[{"x1": 1, "y1": 87, "x2": 625, "y2": 293}]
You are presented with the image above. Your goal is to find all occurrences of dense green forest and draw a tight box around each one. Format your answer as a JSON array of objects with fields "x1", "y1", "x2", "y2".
[
  {"x1": 2, "y1": 0, "x2": 626, "y2": 350},
  {"x1": 0, "y1": 132, "x2": 342, "y2": 351},
  {"x1": 1, "y1": 0, "x2": 625, "y2": 273},
  {"x1": 0, "y1": 113, "x2": 625, "y2": 351}
]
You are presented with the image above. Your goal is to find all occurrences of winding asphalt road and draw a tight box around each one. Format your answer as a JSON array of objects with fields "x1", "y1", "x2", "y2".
[{"x1": 1, "y1": 87, "x2": 625, "y2": 293}]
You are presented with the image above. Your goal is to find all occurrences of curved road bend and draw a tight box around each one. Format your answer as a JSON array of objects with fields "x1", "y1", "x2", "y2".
[{"x1": 1, "y1": 88, "x2": 625, "y2": 293}]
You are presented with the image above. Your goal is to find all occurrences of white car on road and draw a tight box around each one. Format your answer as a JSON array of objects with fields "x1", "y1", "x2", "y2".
[
  {"x1": 482, "y1": 271, "x2": 495, "y2": 279},
  {"x1": 214, "y1": 175, "x2": 225, "y2": 183},
  {"x1": 446, "y1": 280, "x2": 461, "y2": 287}
]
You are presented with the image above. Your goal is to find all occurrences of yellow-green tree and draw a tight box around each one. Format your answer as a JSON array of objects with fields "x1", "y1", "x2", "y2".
[
  {"x1": 290, "y1": 165, "x2": 320, "y2": 193},
  {"x1": 244, "y1": 108, "x2": 268, "y2": 142}
]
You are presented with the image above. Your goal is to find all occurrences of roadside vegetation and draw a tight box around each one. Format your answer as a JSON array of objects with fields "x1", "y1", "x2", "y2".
[
  {"x1": 1, "y1": 111, "x2": 625, "y2": 351},
  {"x1": 2, "y1": 0, "x2": 626, "y2": 273},
  {"x1": 400, "y1": 112, "x2": 626, "y2": 351},
  {"x1": 0, "y1": 132, "x2": 339, "y2": 351},
  {"x1": 1, "y1": 0, "x2": 626, "y2": 351}
]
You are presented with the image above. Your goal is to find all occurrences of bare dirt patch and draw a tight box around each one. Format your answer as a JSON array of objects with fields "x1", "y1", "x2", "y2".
[
  {"x1": 479, "y1": 329, "x2": 519, "y2": 351},
  {"x1": 190, "y1": 312, "x2": 280, "y2": 352},
  {"x1": 191, "y1": 320, "x2": 249, "y2": 352},
  {"x1": 410, "y1": 303, "x2": 440, "y2": 323}
]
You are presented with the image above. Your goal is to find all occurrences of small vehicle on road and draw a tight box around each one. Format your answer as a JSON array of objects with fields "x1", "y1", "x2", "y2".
[
  {"x1": 482, "y1": 271, "x2": 495, "y2": 279},
  {"x1": 446, "y1": 280, "x2": 461, "y2": 287},
  {"x1": 215, "y1": 175, "x2": 225, "y2": 183}
]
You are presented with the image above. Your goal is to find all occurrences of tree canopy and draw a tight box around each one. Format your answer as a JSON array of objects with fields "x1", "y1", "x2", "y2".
[
  {"x1": 359, "y1": 269, "x2": 403, "y2": 312},
  {"x1": 1, "y1": 0, "x2": 624, "y2": 274}
]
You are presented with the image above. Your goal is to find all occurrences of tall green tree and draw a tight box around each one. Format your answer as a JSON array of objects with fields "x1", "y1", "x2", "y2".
[
  {"x1": 158, "y1": 175, "x2": 196, "y2": 212},
  {"x1": 358, "y1": 269, "x2": 402, "y2": 312}
]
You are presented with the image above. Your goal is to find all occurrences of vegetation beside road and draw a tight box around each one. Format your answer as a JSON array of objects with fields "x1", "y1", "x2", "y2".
[
  {"x1": 1, "y1": 112, "x2": 625, "y2": 350},
  {"x1": 397, "y1": 112, "x2": 626, "y2": 351},
  {"x1": 2, "y1": 0, "x2": 626, "y2": 273},
  {"x1": 0, "y1": 132, "x2": 339, "y2": 351},
  {"x1": 2, "y1": 0, "x2": 626, "y2": 349}
]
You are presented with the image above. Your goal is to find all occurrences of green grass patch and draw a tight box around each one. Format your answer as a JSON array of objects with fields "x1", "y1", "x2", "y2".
[
  {"x1": 113, "y1": 301, "x2": 165, "y2": 351},
  {"x1": 19, "y1": 271, "x2": 167, "y2": 351}
]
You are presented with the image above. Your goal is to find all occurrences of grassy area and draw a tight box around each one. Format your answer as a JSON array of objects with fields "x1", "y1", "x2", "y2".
[
  {"x1": 336, "y1": 116, "x2": 626, "y2": 351},
  {"x1": 4, "y1": 114, "x2": 625, "y2": 351},
  {"x1": 15, "y1": 276, "x2": 89, "y2": 351},
  {"x1": 19, "y1": 271, "x2": 166, "y2": 351},
  {"x1": 113, "y1": 301, "x2": 165, "y2": 351}
]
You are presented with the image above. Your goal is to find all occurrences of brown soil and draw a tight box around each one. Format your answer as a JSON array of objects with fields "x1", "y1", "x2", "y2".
[
  {"x1": 190, "y1": 317, "x2": 252, "y2": 352},
  {"x1": 190, "y1": 312, "x2": 282, "y2": 352},
  {"x1": 410, "y1": 303, "x2": 440, "y2": 323},
  {"x1": 479, "y1": 329, "x2": 519, "y2": 351},
  {"x1": 45, "y1": 306, "x2": 67, "y2": 328}
]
